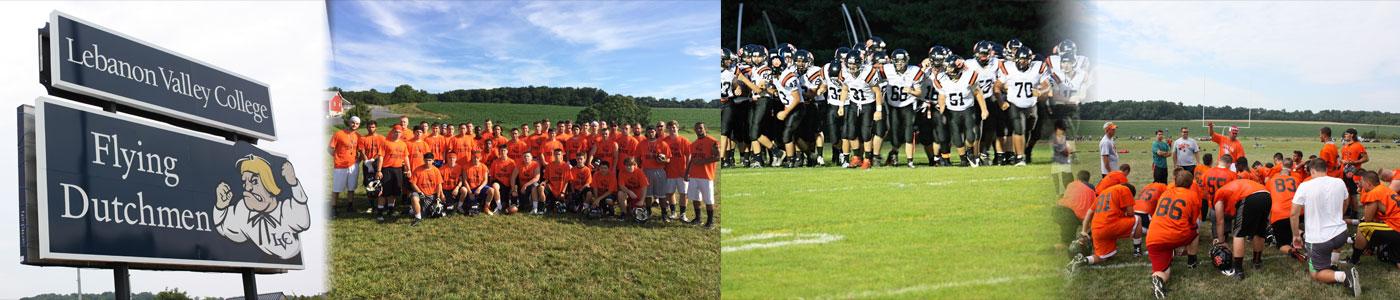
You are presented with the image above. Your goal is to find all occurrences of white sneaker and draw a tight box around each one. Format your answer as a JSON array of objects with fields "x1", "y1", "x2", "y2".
[{"x1": 816, "y1": 155, "x2": 826, "y2": 166}]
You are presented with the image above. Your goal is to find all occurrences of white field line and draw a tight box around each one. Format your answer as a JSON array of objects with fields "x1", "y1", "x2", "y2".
[
  {"x1": 720, "y1": 228, "x2": 733, "y2": 235},
  {"x1": 721, "y1": 232, "x2": 844, "y2": 253},
  {"x1": 814, "y1": 274, "x2": 1057, "y2": 299},
  {"x1": 724, "y1": 175, "x2": 1045, "y2": 197}
]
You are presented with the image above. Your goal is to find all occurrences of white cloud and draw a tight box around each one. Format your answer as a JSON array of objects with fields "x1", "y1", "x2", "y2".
[
  {"x1": 518, "y1": 1, "x2": 717, "y2": 52},
  {"x1": 360, "y1": 1, "x2": 406, "y2": 37},
  {"x1": 684, "y1": 43, "x2": 721, "y2": 59}
]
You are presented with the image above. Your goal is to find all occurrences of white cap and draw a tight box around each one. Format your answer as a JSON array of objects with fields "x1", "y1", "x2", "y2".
[{"x1": 349, "y1": 116, "x2": 361, "y2": 123}]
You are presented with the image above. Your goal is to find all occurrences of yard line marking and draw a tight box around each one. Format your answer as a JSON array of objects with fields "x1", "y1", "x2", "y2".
[
  {"x1": 816, "y1": 274, "x2": 1056, "y2": 299},
  {"x1": 723, "y1": 176, "x2": 1046, "y2": 197},
  {"x1": 721, "y1": 228, "x2": 733, "y2": 235},
  {"x1": 721, "y1": 232, "x2": 844, "y2": 253}
]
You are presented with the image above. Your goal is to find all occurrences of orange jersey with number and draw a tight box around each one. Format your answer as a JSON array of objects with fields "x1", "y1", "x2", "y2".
[
  {"x1": 1146, "y1": 186, "x2": 1203, "y2": 247},
  {"x1": 1091, "y1": 185, "x2": 1136, "y2": 230},
  {"x1": 1214, "y1": 179, "x2": 1266, "y2": 217},
  {"x1": 1199, "y1": 167, "x2": 1236, "y2": 202},
  {"x1": 1266, "y1": 173, "x2": 1300, "y2": 223},
  {"x1": 1134, "y1": 182, "x2": 1168, "y2": 214}
]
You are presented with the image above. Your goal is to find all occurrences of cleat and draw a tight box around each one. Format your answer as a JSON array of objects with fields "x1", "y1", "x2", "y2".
[
  {"x1": 1067, "y1": 253, "x2": 1086, "y2": 274},
  {"x1": 1346, "y1": 266, "x2": 1361, "y2": 297},
  {"x1": 411, "y1": 218, "x2": 422, "y2": 226},
  {"x1": 1133, "y1": 245, "x2": 1143, "y2": 257},
  {"x1": 1151, "y1": 275, "x2": 1167, "y2": 299},
  {"x1": 1252, "y1": 258, "x2": 1263, "y2": 270},
  {"x1": 907, "y1": 161, "x2": 916, "y2": 168},
  {"x1": 816, "y1": 155, "x2": 826, "y2": 166}
]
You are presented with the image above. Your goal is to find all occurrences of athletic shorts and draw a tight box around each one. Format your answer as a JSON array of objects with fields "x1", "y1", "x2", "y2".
[
  {"x1": 1268, "y1": 220, "x2": 1294, "y2": 247},
  {"x1": 1307, "y1": 231, "x2": 1348, "y2": 272},
  {"x1": 1136, "y1": 212, "x2": 1152, "y2": 231},
  {"x1": 844, "y1": 103, "x2": 876, "y2": 141},
  {"x1": 1358, "y1": 222, "x2": 1396, "y2": 241},
  {"x1": 1344, "y1": 176, "x2": 1359, "y2": 197},
  {"x1": 1008, "y1": 105, "x2": 1036, "y2": 136},
  {"x1": 1232, "y1": 192, "x2": 1272, "y2": 238},
  {"x1": 687, "y1": 178, "x2": 715, "y2": 205},
  {"x1": 667, "y1": 178, "x2": 688, "y2": 195},
  {"x1": 1147, "y1": 239, "x2": 1192, "y2": 273},
  {"x1": 332, "y1": 165, "x2": 359, "y2": 193},
  {"x1": 520, "y1": 182, "x2": 540, "y2": 199},
  {"x1": 360, "y1": 159, "x2": 380, "y2": 186},
  {"x1": 467, "y1": 185, "x2": 494, "y2": 200},
  {"x1": 727, "y1": 99, "x2": 753, "y2": 141},
  {"x1": 983, "y1": 103, "x2": 1008, "y2": 138},
  {"x1": 645, "y1": 169, "x2": 668, "y2": 197},
  {"x1": 1093, "y1": 217, "x2": 1136, "y2": 257},
  {"x1": 380, "y1": 167, "x2": 406, "y2": 197},
  {"x1": 1153, "y1": 166, "x2": 1169, "y2": 184},
  {"x1": 946, "y1": 109, "x2": 979, "y2": 147}
]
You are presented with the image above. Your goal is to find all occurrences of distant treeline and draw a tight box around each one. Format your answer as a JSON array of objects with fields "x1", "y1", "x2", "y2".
[
  {"x1": 1080, "y1": 100, "x2": 1400, "y2": 126},
  {"x1": 331, "y1": 85, "x2": 720, "y2": 109}
]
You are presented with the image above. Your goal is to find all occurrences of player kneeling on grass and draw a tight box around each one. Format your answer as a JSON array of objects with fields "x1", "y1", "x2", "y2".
[
  {"x1": 568, "y1": 152, "x2": 593, "y2": 214},
  {"x1": 439, "y1": 150, "x2": 464, "y2": 214},
  {"x1": 408, "y1": 153, "x2": 444, "y2": 226},
  {"x1": 489, "y1": 145, "x2": 519, "y2": 214},
  {"x1": 1211, "y1": 178, "x2": 1272, "y2": 279},
  {"x1": 1290, "y1": 159, "x2": 1361, "y2": 297},
  {"x1": 1070, "y1": 182, "x2": 1140, "y2": 268},
  {"x1": 516, "y1": 153, "x2": 544, "y2": 215},
  {"x1": 543, "y1": 149, "x2": 572, "y2": 214},
  {"x1": 1265, "y1": 158, "x2": 1305, "y2": 261},
  {"x1": 461, "y1": 151, "x2": 495, "y2": 216},
  {"x1": 1132, "y1": 181, "x2": 1168, "y2": 255},
  {"x1": 618, "y1": 158, "x2": 651, "y2": 222},
  {"x1": 686, "y1": 122, "x2": 720, "y2": 228},
  {"x1": 1145, "y1": 170, "x2": 1204, "y2": 299},
  {"x1": 589, "y1": 161, "x2": 618, "y2": 219},
  {"x1": 1350, "y1": 170, "x2": 1400, "y2": 269}
]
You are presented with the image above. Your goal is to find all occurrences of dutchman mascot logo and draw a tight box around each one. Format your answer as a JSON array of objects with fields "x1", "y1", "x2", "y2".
[{"x1": 213, "y1": 155, "x2": 310, "y2": 259}]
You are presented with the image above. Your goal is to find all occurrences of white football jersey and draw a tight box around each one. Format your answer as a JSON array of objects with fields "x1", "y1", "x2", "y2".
[
  {"x1": 934, "y1": 68, "x2": 978, "y2": 112},
  {"x1": 822, "y1": 63, "x2": 844, "y2": 106},
  {"x1": 881, "y1": 64, "x2": 925, "y2": 108},
  {"x1": 802, "y1": 67, "x2": 825, "y2": 103},
  {"x1": 749, "y1": 64, "x2": 778, "y2": 98},
  {"x1": 721, "y1": 66, "x2": 737, "y2": 99},
  {"x1": 776, "y1": 67, "x2": 806, "y2": 105},
  {"x1": 966, "y1": 57, "x2": 1000, "y2": 97},
  {"x1": 841, "y1": 64, "x2": 882, "y2": 105},
  {"x1": 999, "y1": 60, "x2": 1047, "y2": 108}
]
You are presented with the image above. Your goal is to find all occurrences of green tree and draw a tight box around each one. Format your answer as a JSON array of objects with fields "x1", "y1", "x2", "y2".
[
  {"x1": 153, "y1": 288, "x2": 191, "y2": 300},
  {"x1": 586, "y1": 95, "x2": 651, "y2": 125}
]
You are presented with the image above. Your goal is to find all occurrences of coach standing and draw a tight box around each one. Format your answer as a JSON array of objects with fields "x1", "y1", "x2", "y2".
[
  {"x1": 1100, "y1": 122, "x2": 1119, "y2": 179},
  {"x1": 1290, "y1": 159, "x2": 1361, "y2": 295},
  {"x1": 1152, "y1": 130, "x2": 1171, "y2": 184},
  {"x1": 1174, "y1": 127, "x2": 1199, "y2": 176}
]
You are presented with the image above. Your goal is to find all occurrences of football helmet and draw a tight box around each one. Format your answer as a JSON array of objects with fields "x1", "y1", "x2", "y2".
[
  {"x1": 868, "y1": 36, "x2": 887, "y2": 54},
  {"x1": 943, "y1": 54, "x2": 963, "y2": 77},
  {"x1": 633, "y1": 207, "x2": 650, "y2": 223},
  {"x1": 1210, "y1": 244, "x2": 1233, "y2": 272},
  {"x1": 1015, "y1": 48, "x2": 1035, "y2": 71},
  {"x1": 1004, "y1": 39, "x2": 1024, "y2": 59},
  {"x1": 722, "y1": 48, "x2": 736, "y2": 68},
  {"x1": 793, "y1": 50, "x2": 813, "y2": 70},
  {"x1": 871, "y1": 51, "x2": 889, "y2": 65},
  {"x1": 928, "y1": 45, "x2": 951, "y2": 63},
  {"x1": 835, "y1": 46, "x2": 852, "y2": 63},
  {"x1": 1057, "y1": 39, "x2": 1078, "y2": 57},
  {"x1": 364, "y1": 179, "x2": 382, "y2": 193},
  {"x1": 891, "y1": 49, "x2": 910, "y2": 67},
  {"x1": 974, "y1": 40, "x2": 995, "y2": 63},
  {"x1": 844, "y1": 49, "x2": 865, "y2": 73}
]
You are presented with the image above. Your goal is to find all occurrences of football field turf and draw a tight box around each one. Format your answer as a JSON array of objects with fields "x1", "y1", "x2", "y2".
[
  {"x1": 1062, "y1": 128, "x2": 1400, "y2": 299},
  {"x1": 720, "y1": 154, "x2": 1066, "y2": 299}
]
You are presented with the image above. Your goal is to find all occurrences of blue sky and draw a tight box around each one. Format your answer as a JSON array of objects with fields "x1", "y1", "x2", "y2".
[
  {"x1": 328, "y1": 0, "x2": 719, "y2": 100},
  {"x1": 1089, "y1": 1, "x2": 1400, "y2": 114}
]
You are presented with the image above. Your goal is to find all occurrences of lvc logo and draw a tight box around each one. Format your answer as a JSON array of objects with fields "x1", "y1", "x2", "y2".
[{"x1": 212, "y1": 155, "x2": 310, "y2": 259}]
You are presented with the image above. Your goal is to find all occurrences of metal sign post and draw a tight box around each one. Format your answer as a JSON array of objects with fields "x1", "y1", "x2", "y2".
[
  {"x1": 243, "y1": 269, "x2": 257, "y2": 299},
  {"x1": 114, "y1": 265, "x2": 129, "y2": 300}
]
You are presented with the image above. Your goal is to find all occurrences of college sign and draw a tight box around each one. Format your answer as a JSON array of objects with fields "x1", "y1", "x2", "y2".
[
  {"x1": 43, "y1": 11, "x2": 277, "y2": 141},
  {"x1": 21, "y1": 96, "x2": 306, "y2": 272}
]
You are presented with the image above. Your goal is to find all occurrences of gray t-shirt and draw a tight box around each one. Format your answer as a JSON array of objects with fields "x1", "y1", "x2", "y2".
[
  {"x1": 1174, "y1": 137, "x2": 1199, "y2": 167},
  {"x1": 1052, "y1": 136, "x2": 1071, "y2": 164},
  {"x1": 1099, "y1": 135, "x2": 1118, "y2": 174}
]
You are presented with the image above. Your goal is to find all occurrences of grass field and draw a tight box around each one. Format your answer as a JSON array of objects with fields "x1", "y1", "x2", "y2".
[
  {"x1": 325, "y1": 102, "x2": 721, "y2": 298},
  {"x1": 720, "y1": 148, "x2": 1067, "y2": 299},
  {"x1": 1061, "y1": 120, "x2": 1400, "y2": 299},
  {"x1": 1074, "y1": 119, "x2": 1400, "y2": 140}
]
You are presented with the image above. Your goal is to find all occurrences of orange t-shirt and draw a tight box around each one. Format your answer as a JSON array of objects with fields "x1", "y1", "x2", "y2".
[
  {"x1": 570, "y1": 166, "x2": 593, "y2": 192},
  {"x1": 1095, "y1": 171, "x2": 1128, "y2": 194},
  {"x1": 426, "y1": 135, "x2": 446, "y2": 161},
  {"x1": 594, "y1": 139, "x2": 620, "y2": 166},
  {"x1": 1367, "y1": 187, "x2": 1400, "y2": 230},
  {"x1": 1214, "y1": 179, "x2": 1266, "y2": 217},
  {"x1": 410, "y1": 165, "x2": 442, "y2": 194},
  {"x1": 1210, "y1": 132, "x2": 1245, "y2": 161},
  {"x1": 1360, "y1": 185, "x2": 1397, "y2": 220},
  {"x1": 664, "y1": 135, "x2": 691, "y2": 178},
  {"x1": 462, "y1": 162, "x2": 489, "y2": 189},
  {"x1": 1199, "y1": 167, "x2": 1237, "y2": 202},
  {"x1": 516, "y1": 161, "x2": 541, "y2": 186},
  {"x1": 507, "y1": 139, "x2": 530, "y2": 163},
  {"x1": 330, "y1": 129, "x2": 359, "y2": 168},
  {"x1": 566, "y1": 135, "x2": 591, "y2": 161},
  {"x1": 591, "y1": 168, "x2": 616, "y2": 195},
  {"x1": 1320, "y1": 143, "x2": 1342, "y2": 178},
  {"x1": 1236, "y1": 170, "x2": 1260, "y2": 184},
  {"x1": 1059, "y1": 182, "x2": 1096, "y2": 220},
  {"x1": 380, "y1": 139, "x2": 410, "y2": 169},
  {"x1": 407, "y1": 138, "x2": 432, "y2": 170},
  {"x1": 617, "y1": 135, "x2": 640, "y2": 160},
  {"x1": 1091, "y1": 185, "x2": 1135, "y2": 231},
  {"x1": 688, "y1": 136, "x2": 719, "y2": 180},
  {"x1": 439, "y1": 164, "x2": 462, "y2": 189},
  {"x1": 359, "y1": 133, "x2": 385, "y2": 161},
  {"x1": 1146, "y1": 186, "x2": 1203, "y2": 247},
  {"x1": 490, "y1": 158, "x2": 518, "y2": 188},
  {"x1": 618, "y1": 167, "x2": 649, "y2": 197},
  {"x1": 451, "y1": 135, "x2": 479, "y2": 163},
  {"x1": 637, "y1": 139, "x2": 671, "y2": 170},
  {"x1": 1134, "y1": 182, "x2": 1168, "y2": 214},
  {"x1": 540, "y1": 139, "x2": 565, "y2": 164},
  {"x1": 544, "y1": 161, "x2": 571, "y2": 194},
  {"x1": 1342, "y1": 141, "x2": 1367, "y2": 172},
  {"x1": 1266, "y1": 173, "x2": 1300, "y2": 223}
]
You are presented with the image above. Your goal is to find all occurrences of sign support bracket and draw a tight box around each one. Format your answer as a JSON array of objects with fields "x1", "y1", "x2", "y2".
[
  {"x1": 242, "y1": 268, "x2": 258, "y2": 299},
  {"x1": 114, "y1": 264, "x2": 130, "y2": 300}
]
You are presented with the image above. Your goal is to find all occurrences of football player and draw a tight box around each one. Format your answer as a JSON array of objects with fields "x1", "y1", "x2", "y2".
[
  {"x1": 461, "y1": 150, "x2": 495, "y2": 216},
  {"x1": 821, "y1": 47, "x2": 852, "y2": 166},
  {"x1": 720, "y1": 48, "x2": 741, "y2": 168},
  {"x1": 934, "y1": 54, "x2": 988, "y2": 167},
  {"x1": 516, "y1": 152, "x2": 544, "y2": 215},
  {"x1": 1133, "y1": 181, "x2": 1169, "y2": 255},
  {"x1": 663, "y1": 121, "x2": 692, "y2": 220},
  {"x1": 374, "y1": 125, "x2": 411, "y2": 222},
  {"x1": 839, "y1": 49, "x2": 884, "y2": 169},
  {"x1": 881, "y1": 49, "x2": 926, "y2": 168},
  {"x1": 637, "y1": 126, "x2": 672, "y2": 220},
  {"x1": 968, "y1": 41, "x2": 1005, "y2": 166},
  {"x1": 1212, "y1": 178, "x2": 1272, "y2": 279},
  {"x1": 685, "y1": 122, "x2": 720, "y2": 228},
  {"x1": 1146, "y1": 170, "x2": 1205, "y2": 299},
  {"x1": 1351, "y1": 170, "x2": 1400, "y2": 268},
  {"x1": 408, "y1": 153, "x2": 444, "y2": 226},
  {"x1": 1206, "y1": 121, "x2": 1246, "y2": 171},
  {"x1": 1070, "y1": 182, "x2": 1140, "y2": 267},
  {"x1": 920, "y1": 46, "x2": 953, "y2": 167},
  {"x1": 543, "y1": 149, "x2": 572, "y2": 214},
  {"x1": 996, "y1": 48, "x2": 1051, "y2": 166},
  {"x1": 776, "y1": 50, "x2": 812, "y2": 167},
  {"x1": 1265, "y1": 158, "x2": 1304, "y2": 259}
]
